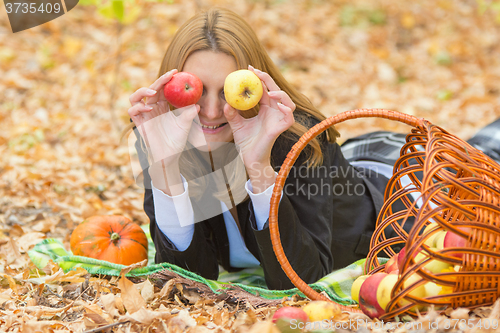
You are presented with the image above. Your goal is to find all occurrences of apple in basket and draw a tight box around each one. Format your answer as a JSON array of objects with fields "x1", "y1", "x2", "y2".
[
  {"x1": 421, "y1": 223, "x2": 440, "y2": 246},
  {"x1": 414, "y1": 248, "x2": 454, "y2": 274},
  {"x1": 358, "y1": 272, "x2": 401, "y2": 318},
  {"x1": 385, "y1": 255, "x2": 399, "y2": 273},
  {"x1": 397, "y1": 245, "x2": 422, "y2": 270},
  {"x1": 421, "y1": 224, "x2": 448, "y2": 253},
  {"x1": 397, "y1": 246, "x2": 408, "y2": 269},
  {"x1": 358, "y1": 272, "x2": 387, "y2": 318},
  {"x1": 351, "y1": 275, "x2": 369, "y2": 303},
  {"x1": 434, "y1": 231, "x2": 447, "y2": 250},
  {"x1": 398, "y1": 273, "x2": 427, "y2": 312},
  {"x1": 359, "y1": 271, "x2": 429, "y2": 318},
  {"x1": 443, "y1": 227, "x2": 471, "y2": 259},
  {"x1": 376, "y1": 273, "x2": 399, "y2": 314},
  {"x1": 423, "y1": 281, "x2": 453, "y2": 310}
]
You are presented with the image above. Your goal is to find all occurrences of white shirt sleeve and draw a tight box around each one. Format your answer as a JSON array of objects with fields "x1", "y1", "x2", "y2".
[
  {"x1": 151, "y1": 174, "x2": 194, "y2": 251},
  {"x1": 245, "y1": 172, "x2": 283, "y2": 230}
]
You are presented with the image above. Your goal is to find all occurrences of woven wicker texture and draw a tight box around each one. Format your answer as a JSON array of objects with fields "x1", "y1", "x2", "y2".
[{"x1": 269, "y1": 109, "x2": 500, "y2": 318}]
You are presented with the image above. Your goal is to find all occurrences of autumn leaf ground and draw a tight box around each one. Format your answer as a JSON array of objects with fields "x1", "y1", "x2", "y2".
[{"x1": 1, "y1": 0, "x2": 500, "y2": 331}]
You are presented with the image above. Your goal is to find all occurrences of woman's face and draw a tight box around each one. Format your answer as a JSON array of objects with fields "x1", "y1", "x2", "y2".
[{"x1": 182, "y1": 50, "x2": 238, "y2": 152}]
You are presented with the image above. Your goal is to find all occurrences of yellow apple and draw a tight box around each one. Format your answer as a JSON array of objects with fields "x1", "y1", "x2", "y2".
[
  {"x1": 422, "y1": 223, "x2": 440, "y2": 247},
  {"x1": 424, "y1": 281, "x2": 453, "y2": 311},
  {"x1": 415, "y1": 248, "x2": 453, "y2": 274},
  {"x1": 376, "y1": 273, "x2": 399, "y2": 311},
  {"x1": 424, "y1": 281, "x2": 453, "y2": 298},
  {"x1": 404, "y1": 274, "x2": 426, "y2": 298},
  {"x1": 224, "y1": 69, "x2": 263, "y2": 110},
  {"x1": 302, "y1": 301, "x2": 340, "y2": 322},
  {"x1": 399, "y1": 273, "x2": 426, "y2": 312},
  {"x1": 351, "y1": 275, "x2": 369, "y2": 303},
  {"x1": 434, "y1": 231, "x2": 447, "y2": 250}
]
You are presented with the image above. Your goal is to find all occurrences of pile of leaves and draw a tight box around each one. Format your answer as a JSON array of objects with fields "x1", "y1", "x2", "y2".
[{"x1": 1, "y1": 0, "x2": 500, "y2": 331}]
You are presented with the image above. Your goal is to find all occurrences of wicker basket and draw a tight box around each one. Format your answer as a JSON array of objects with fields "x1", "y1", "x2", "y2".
[{"x1": 269, "y1": 109, "x2": 500, "y2": 318}]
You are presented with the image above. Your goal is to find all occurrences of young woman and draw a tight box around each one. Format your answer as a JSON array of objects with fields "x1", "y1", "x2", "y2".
[{"x1": 127, "y1": 7, "x2": 500, "y2": 289}]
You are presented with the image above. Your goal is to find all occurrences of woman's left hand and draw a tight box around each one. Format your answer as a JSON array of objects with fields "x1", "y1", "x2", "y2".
[{"x1": 223, "y1": 66, "x2": 296, "y2": 185}]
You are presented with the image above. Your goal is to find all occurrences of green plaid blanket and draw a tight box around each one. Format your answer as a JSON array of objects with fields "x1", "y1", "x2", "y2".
[{"x1": 28, "y1": 225, "x2": 384, "y2": 304}]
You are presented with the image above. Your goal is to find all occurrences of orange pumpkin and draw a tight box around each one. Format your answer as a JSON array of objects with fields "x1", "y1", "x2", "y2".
[{"x1": 70, "y1": 215, "x2": 148, "y2": 266}]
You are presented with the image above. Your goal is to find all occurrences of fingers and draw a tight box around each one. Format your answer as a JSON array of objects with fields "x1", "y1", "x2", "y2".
[
  {"x1": 128, "y1": 101, "x2": 154, "y2": 118},
  {"x1": 147, "y1": 69, "x2": 178, "y2": 104},
  {"x1": 248, "y1": 65, "x2": 295, "y2": 112},
  {"x1": 276, "y1": 102, "x2": 295, "y2": 125},
  {"x1": 259, "y1": 81, "x2": 271, "y2": 106},
  {"x1": 128, "y1": 69, "x2": 178, "y2": 107},
  {"x1": 129, "y1": 87, "x2": 158, "y2": 106},
  {"x1": 223, "y1": 103, "x2": 245, "y2": 130},
  {"x1": 176, "y1": 104, "x2": 201, "y2": 128},
  {"x1": 249, "y1": 65, "x2": 280, "y2": 92},
  {"x1": 268, "y1": 90, "x2": 296, "y2": 112}
]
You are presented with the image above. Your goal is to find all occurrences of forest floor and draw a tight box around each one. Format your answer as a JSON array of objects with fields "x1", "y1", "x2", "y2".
[{"x1": 1, "y1": 0, "x2": 500, "y2": 331}]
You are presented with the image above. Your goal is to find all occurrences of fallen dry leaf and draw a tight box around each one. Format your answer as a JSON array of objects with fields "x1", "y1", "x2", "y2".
[
  {"x1": 120, "y1": 306, "x2": 172, "y2": 326},
  {"x1": 118, "y1": 273, "x2": 146, "y2": 314},
  {"x1": 1, "y1": 0, "x2": 500, "y2": 332},
  {"x1": 100, "y1": 293, "x2": 121, "y2": 318}
]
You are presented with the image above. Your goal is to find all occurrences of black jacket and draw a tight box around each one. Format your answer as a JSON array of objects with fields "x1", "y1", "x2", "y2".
[{"x1": 135, "y1": 115, "x2": 393, "y2": 290}]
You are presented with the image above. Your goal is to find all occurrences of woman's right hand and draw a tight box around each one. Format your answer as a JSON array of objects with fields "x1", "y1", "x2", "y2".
[{"x1": 128, "y1": 69, "x2": 200, "y2": 167}]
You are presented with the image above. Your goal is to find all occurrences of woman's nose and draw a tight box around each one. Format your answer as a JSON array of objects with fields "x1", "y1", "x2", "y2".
[{"x1": 199, "y1": 94, "x2": 223, "y2": 119}]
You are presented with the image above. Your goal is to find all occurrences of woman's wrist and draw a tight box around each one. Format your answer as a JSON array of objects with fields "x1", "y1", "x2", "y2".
[
  {"x1": 149, "y1": 159, "x2": 184, "y2": 196},
  {"x1": 246, "y1": 162, "x2": 276, "y2": 194}
]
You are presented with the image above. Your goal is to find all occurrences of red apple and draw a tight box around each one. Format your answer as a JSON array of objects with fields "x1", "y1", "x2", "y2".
[
  {"x1": 272, "y1": 306, "x2": 308, "y2": 333},
  {"x1": 397, "y1": 247, "x2": 406, "y2": 269},
  {"x1": 421, "y1": 223, "x2": 435, "y2": 245},
  {"x1": 397, "y1": 245, "x2": 422, "y2": 270},
  {"x1": 272, "y1": 307, "x2": 308, "y2": 323},
  {"x1": 385, "y1": 255, "x2": 399, "y2": 273},
  {"x1": 443, "y1": 227, "x2": 471, "y2": 259},
  {"x1": 163, "y1": 72, "x2": 203, "y2": 108},
  {"x1": 359, "y1": 272, "x2": 387, "y2": 318}
]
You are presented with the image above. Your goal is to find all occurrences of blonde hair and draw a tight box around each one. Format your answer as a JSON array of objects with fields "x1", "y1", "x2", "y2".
[{"x1": 125, "y1": 7, "x2": 339, "y2": 201}]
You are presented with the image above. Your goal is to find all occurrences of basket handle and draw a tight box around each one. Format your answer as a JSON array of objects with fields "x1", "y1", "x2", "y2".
[{"x1": 269, "y1": 109, "x2": 423, "y2": 304}]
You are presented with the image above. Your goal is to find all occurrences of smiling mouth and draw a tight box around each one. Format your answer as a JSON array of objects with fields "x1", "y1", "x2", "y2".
[{"x1": 194, "y1": 120, "x2": 228, "y2": 129}]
